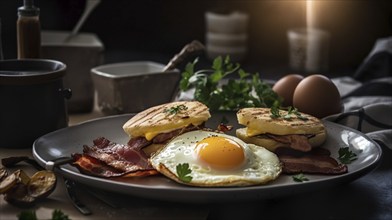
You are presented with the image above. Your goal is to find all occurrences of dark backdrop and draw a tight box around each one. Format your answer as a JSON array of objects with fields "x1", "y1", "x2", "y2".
[{"x1": 1, "y1": 0, "x2": 391, "y2": 74}]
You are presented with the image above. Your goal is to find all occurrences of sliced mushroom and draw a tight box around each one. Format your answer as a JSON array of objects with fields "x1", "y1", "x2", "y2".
[
  {"x1": 27, "y1": 170, "x2": 57, "y2": 199},
  {"x1": 4, "y1": 183, "x2": 36, "y2": 207},
  {"x1": 0, "y1": 167, "x2": 8, "y2": 181},
  {"x1": 0, "y1": 172, "x2": 17, "y2": 194}
]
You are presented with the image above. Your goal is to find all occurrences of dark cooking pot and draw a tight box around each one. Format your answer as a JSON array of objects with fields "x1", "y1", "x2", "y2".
[{"x1": 0, "y1": 59, "x2": 71, "y2": 148}]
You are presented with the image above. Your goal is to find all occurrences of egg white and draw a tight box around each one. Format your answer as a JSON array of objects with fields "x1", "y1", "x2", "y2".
[{"x1": 150, "y1": 130, "x2": 282, "y2": 187}]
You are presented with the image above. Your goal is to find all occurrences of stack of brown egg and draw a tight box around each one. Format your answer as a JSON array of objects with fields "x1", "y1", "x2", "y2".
[{"x1": 272, "y1": 74, "x2": 342, "y2": 118}]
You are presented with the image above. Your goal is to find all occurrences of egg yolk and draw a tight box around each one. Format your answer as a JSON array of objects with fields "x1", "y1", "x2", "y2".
[{"x1": 196, "y1": 136, "x2": 245, "y2": 170}]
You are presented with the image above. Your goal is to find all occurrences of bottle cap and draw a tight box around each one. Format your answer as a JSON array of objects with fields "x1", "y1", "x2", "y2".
[{"x1": 18, "y1": 0, "x2": 40, "y2": 17}]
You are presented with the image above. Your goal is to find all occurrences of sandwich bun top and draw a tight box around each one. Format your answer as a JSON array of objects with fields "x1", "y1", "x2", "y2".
[
  {"x1": 123, "y1": 101, "x2": 211, "y2": 140},
  {"x1": 237, "y1": 108, "x2": 325, "y2": 137}
]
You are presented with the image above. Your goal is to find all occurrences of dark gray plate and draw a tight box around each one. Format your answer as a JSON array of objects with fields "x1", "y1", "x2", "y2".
[{"x1": 33, "y1": 113, "x2": 382, "y2": 203}]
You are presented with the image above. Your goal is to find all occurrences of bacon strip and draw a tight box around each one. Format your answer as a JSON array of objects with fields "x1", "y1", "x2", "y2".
[
  {"x1": 125, "y1": 124, "x2": 202, "y2": 150},
  {"x1": 72, "y1": 125, "x2": 204, "y2": 179},
  {"x1": 217, "y1": 123, "x2": 233, "y2": 133},
  {"x1": 275, "y1": 147, "x2": 348, "y2": 175},
  {"x1": 84, "y1": 137, "x2": 154, "y2": 172},
  {"x1": 71, "y1": 137, "x2": 158, "y2": 178},
  {"x1": 267, "y1": 134, "x2": 313, "y2": 152},
  {"x1": 127, "y1": 136, "x2": 151, "y2": 149},
  {"x1": 151, "y1": 124, "x2": 201, "y2": 144},
  {"x1": 72, "y1": 153, "x2": 128, "y2": 178},
  {"x1": 72, "y1": 154, "x2": 159, "y2": 178}
]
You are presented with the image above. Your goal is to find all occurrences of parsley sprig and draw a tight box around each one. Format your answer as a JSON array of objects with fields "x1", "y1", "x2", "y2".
[
  {"x1": 338, "y1": 147, "x2": 357, "y2": 164},
  {"x1": 292, "y1": 173, "x2": 309, "y2": 182},
  {"x1": 270, "y1": 105, "x2": 308, "y2": 121},
  {"x1": 164, "y1": 104, "x2": 188, "y2": 115},
  {"x1": 180, "y1": 56, "x2": 282, "y2": 111},
  {"x1": 270, "y1": 104, "x2": 281, "y2": 119},
  {"x1": 176, "y1": 163, "x2": 193, "y2": 183}
]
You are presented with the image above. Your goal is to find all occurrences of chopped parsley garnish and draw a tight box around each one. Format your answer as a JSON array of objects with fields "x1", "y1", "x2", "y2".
[
  {"x1": 338, "y1": 147, "x2": 357, "y2": 164},
  {"x1": 176, "y1": 163, "x2": 193, "y2": 183},
  {"x1": 292, "y1": 173, "x2": 309, "y2": 182},
  {"x1": 270, "y1": 104, "x2": 281, "y2": 118},
  {"x1": 270, "y1": 106, "x2": 308, "y2": 121},
  {"x1": 164, "y1": 104, "x2": 188, "y2": 115},
  {"x1": 179, "y1": 56, "x2": 282, "y2": 111}
]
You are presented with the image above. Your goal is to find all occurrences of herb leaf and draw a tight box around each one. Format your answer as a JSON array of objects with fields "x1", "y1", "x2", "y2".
[
  {"x1": 18, "y1": 210, "x2": 37, "y2": 220},
  {"x1": 176, "y1": 163, "x2": 193, "y2": 183},
  {"x1": 179, "y1": 58, "x2": 198, "y2": 91},
  {"x1": 164, "y1": 104, "x2": 188, "y2": 115},
  {"x1": 52, "y1": 209, "x2": 70, "y2": 220},
  {"x1": 180, "y1": 56, "x2": 282, "y2": 111},
  {"x1": 338, "y1": 147, "x2": 357, "y2": 164},
  {"x1": 292, "y1": 173, "x2": 309, "y2": 182},
  {"x1": 270, "y1": 106, "x2": 308, "y2": 121},
  {"x1": 270, "y1": 104, "x2": 281, "y2": 118}
]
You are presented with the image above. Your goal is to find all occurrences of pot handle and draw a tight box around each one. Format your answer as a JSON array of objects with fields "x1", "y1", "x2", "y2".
[{"x1": 59, "y1": 88, "x2": 72, "y2": 100}]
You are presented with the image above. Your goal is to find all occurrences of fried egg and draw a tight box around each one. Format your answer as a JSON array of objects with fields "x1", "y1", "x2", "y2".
[{"x1": 150, "y1": 130, "x2": 282, "y2": 187}]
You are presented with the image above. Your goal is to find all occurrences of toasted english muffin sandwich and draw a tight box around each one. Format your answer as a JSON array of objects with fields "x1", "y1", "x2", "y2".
[
  {"x1": 236, "y1": 107, "x2": 326, "y2": 152},
  {"x1": 123, "y1": 101, "x2": 211, "y2": 156}
]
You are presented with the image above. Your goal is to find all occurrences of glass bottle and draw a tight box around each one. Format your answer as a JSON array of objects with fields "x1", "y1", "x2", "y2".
[{"x1": 17, "y1": 0, "x2": 41, "y2": 59}]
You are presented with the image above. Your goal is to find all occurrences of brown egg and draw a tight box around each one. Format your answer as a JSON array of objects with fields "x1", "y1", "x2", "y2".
[
  {"x1": 293, "y1": 74, "x2": 342, "y2": 118},
  {"x1": 272, "y1": 74, "x2": 304, "y2": 107}
]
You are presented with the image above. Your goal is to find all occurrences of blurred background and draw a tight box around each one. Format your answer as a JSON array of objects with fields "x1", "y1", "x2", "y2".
[{"x1": 1, "y1": 0, "x2": 391, "y2": 78}]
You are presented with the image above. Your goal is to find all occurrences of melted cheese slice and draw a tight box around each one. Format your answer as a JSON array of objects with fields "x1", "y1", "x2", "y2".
[{"x1": 144, "y1": 119, "x2": 205, "y2": 141}]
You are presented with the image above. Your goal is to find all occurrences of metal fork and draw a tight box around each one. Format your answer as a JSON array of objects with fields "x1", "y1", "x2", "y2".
[
  {"x1": 64, "y1": 178, "x2": 92, "y2": 215},
  {"x1": 46, "y1": 157, "x2": 119, "y2": 213},
  {"x1": 45, "y1": 157, "x2": 92, "y2": 215}
]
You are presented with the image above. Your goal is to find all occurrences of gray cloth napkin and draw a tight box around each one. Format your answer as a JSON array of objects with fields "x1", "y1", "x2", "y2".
[
  {"x1": 324, "y1": 100, "x2": 392, "y2": 149},
  {"x1": 326, "y1": 76, "x2": 392, "y2": 150},
  {"x1": 326, "y1": 36, "x2": 392, "y2": 150}
]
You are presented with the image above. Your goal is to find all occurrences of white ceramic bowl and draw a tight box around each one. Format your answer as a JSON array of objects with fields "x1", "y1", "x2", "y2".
[{"x1": 91, "y1": 61, "x2": 180, "y2": 114}]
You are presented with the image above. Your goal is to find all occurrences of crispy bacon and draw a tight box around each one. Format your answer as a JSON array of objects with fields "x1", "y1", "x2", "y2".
[
  {"x1": 71, "y1": 137, "x2": 158, "y2": 178},
  {"x1": 275, "y1": 147, "x2": 348, "y2": 175},
  {"x1": 84, "y1": 137, "x2": 154, "y2": 171},
  {"x1": 127, "y1": 136, "x2": 151, "y2": 149},
  {"x1": 267, "y1": 134, "x2": 313, "y2": 152},
  {"x1": 72, "y1": 125, "x2": 204, "y2": 179},
  {"x1": 125, "y1": 124, "x2": 202, "y2": 150},
  {"x1": 217, "y1": 123, "x2": 233, "y2": 133},
  {"x1": 72, "y1": 153, "x2": 127, "y2": 177},
  {"x1": 72, "y1": 154, "x2": 158, "y2": 178},
  {"x1": 152, "y1": 124, "x2": 201, "y2": 144}
]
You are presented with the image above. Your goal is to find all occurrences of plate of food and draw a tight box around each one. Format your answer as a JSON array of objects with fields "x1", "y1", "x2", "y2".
[{"x1": 33, "y1": 101, "x2": 382, "y2": 203}]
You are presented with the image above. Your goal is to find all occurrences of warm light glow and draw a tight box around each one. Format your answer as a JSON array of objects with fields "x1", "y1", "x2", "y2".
[{"x1": 306, "y1": 0, "x2": 314, "y2": 29}]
